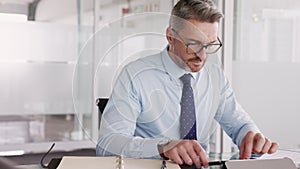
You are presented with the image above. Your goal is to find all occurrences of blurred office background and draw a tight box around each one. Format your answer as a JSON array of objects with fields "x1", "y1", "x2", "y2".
[{"x1": 0, "y1": 0, "x2": 299, "y2": 164}]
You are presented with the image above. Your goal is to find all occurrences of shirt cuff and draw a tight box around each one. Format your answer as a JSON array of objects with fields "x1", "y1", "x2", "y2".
[{"x1": 141, "y1": 137, "x2": 171, "y2": 158}]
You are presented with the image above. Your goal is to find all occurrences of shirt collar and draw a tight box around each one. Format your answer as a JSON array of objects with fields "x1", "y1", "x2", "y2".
[{"x1": 162, "y1": 46, "x2": 199, "y2": 80}]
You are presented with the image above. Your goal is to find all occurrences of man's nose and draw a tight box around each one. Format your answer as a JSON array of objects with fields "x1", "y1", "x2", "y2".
[{"x1": 195, "y1": 49, "x2": 207, "y2": 60}]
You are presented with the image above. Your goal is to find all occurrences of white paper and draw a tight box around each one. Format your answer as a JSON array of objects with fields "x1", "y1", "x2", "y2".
[
  {"x1": 56, "y1": 156, "x2": 180, "y2": 169},
  {"x1": 57, "y1": 156, "x2": 116, "y2": 169},
  {"x1": 259, "y1": 149, "x2": 300, "y2": 164},
  {"x1": 226, "y1": 158, "x2": 297, "y2": 169}
]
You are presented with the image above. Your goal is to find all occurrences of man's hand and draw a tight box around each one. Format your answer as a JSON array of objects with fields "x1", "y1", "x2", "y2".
[
  {"x1": 161, "y1": 140, "x2": 209, "y2": 168},
  {"x1": 239, "y1": 131, "x2": 279, "y2": 159}
]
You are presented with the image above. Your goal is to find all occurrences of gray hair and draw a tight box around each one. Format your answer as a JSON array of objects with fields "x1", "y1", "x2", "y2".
[{"x1": 170, "y1": 0, "x2": 223, "y2": 30}]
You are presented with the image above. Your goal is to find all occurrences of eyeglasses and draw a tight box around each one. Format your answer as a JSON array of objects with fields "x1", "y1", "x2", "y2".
[{"x1": 171, "y1": 28, "x2": 222, "y2": 54}]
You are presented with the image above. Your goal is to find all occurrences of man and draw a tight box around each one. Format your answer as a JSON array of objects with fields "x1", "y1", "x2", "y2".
[{"x1": 96, "y1": 0, "x2": 278, "y2": 168}]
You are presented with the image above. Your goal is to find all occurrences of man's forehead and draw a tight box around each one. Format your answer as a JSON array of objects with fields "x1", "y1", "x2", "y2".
[{"x1": 179, "y1": 20, "x2": 219, "y2": 42}]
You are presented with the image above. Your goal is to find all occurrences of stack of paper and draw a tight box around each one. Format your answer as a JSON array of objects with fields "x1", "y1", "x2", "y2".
[
  {"x1": 260, "y1": 149, "x2": 300, "y2": 164},
  {"x1": 226, "y1": 158, "x2": 298, "y2": 169},
  {"x1": 226, "y1": 149, "x2": 300, "y2": 169},
  {"x1": 260, "y1": 149, "x2": 300, "y2": 168}
]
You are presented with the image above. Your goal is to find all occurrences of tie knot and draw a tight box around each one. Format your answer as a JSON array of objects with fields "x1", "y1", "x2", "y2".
[{"x1": 180, "y1": 73, "x2": 192, "y2": 86}]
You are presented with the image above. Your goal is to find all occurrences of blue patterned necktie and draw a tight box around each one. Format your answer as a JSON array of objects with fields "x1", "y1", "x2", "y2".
[{"x1": 180, "y1": 73, "x2": 197, "y2": 140}]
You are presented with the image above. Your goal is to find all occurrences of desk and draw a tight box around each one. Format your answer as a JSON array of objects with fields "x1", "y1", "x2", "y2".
[
  {"x1": 16, "y1": 151, "x2": 300, "y2": 169},
  {"x1": 17, "y1": 153, "x2": 232, "y2": 169},
  {"x1": 18, "y1": 164, "x2": 226, "y2": 169},
  {"x1": 17, "y1": 165, "x2": 42, "y2": 169}
]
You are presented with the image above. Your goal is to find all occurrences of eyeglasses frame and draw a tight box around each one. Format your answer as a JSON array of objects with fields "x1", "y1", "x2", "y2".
[{"x1": 171, "y1": 28, "x2": 223, "y2": 54}]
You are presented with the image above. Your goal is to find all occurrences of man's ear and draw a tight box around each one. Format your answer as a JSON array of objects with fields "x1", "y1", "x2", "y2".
[{"x1": 166, "y1": 27, "x2": 174, "y2": 45}]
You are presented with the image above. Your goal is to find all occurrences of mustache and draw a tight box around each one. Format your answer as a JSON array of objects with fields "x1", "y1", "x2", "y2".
[{"x1": 188, "y1": 57, "x2": 202, "y2": 62}]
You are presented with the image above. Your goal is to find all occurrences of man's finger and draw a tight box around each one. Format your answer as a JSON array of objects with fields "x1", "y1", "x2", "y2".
[
  {"x1": 185, "y1": 144, "x2": 201, "y2": 168},
  {"x1": 193, "y1": 142, "x2": 208, "y2": 168},
  {"x1": 239, "y1": 135, "x2": 246, "y2": 159},
  {"x1": 252, "y1": 133, "x2": 265, "y2": 153},
  {"x1": 240, "y1": 131, "x2": 254, "y2": 159},
  {"x1": 268, "y1": 142, "x2": 279, "y2": 154},
  {"x1": 168, "y1": 149, "x2": 183, "y2": 165},
  {"x1": 260, "y1": 137, "x2": 271, "y2": 154},
  {"x1": 165, "y1": 146, "x2": 183, "y2": 165},
  {"x1": 178, "y1": 146, "x2": 193, "y2": 166}
]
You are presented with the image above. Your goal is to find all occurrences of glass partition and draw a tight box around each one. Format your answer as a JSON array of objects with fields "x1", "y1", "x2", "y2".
[
  {"x1": 0, "y1": 0, "x2": 227, "y2": 155},
  {"x1": 233, "y1": 0, "x2": 300, "y2": 150},
  {"x1": 0, "y1": 0, "x2": 94, "y2": 154}
]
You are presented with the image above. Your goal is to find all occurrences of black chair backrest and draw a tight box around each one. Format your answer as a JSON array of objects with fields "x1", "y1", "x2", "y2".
[
  {"x1": 96, "y1": 98, "x2": 109, "y2": 114},
  {"x1": 96, "y1": 98, "x2": 109, "y2": 128}
]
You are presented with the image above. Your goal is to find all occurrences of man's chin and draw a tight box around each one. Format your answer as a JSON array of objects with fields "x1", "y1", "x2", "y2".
[
  {"x1": 188, "y1": 64, "x2": 204, "y2": 72},
  {"x1": 189, "y1": 67, "x2": 202, "y2": 72}
]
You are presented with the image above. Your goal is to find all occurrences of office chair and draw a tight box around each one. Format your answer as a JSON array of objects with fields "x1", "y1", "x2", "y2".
[
  {"x1": 96, "y1": 98, "x2": 109, "y2": 114},
  {"x1": 96, "y1": 98, "x2": 109, "y2": 128}
]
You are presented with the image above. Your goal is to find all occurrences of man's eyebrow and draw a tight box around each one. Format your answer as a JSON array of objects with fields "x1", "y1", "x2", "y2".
[
  {"x1": 185, "y1": 37, "x2": 217, "y2": 44},
  {"x1": 209, "y1": 39, "x2": 218, "y2": 44}
]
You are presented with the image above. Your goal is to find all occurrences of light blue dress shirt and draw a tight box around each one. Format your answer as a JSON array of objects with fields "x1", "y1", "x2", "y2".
[{"x1": 96, "y1": 47, "x2": 260, "y2": 158}]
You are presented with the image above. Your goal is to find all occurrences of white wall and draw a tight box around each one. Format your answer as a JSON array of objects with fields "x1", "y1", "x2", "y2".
[{"x1": 232, "y1": 62, "x2": 300, "y2": 149}]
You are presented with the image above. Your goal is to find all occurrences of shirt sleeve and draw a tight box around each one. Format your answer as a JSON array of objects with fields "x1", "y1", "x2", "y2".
[
  {"x1": 214, "y1": 68, "x2": 261, "y2": 148},
  {"x1": 96, "y1": 65, "x2": 166, "y2": 158}
]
